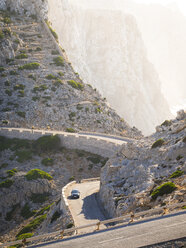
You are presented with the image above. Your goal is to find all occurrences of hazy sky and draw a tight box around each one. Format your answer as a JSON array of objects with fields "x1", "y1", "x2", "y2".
[{"x1": 133, "y1": 0, "x2": 186, "y2": 16}]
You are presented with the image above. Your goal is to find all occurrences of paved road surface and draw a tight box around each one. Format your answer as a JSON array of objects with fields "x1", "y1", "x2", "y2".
[
  {"x1": 32, "y1": 211, "x2": 186, "y2": 248},
  {"x1": 66, "y1": 181, "x2": 106, "y2": 233}
]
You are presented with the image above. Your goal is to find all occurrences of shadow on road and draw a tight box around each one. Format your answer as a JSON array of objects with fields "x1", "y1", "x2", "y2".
[{"x1": 80, "y1": 192, "x2": 105, "y2": 221}]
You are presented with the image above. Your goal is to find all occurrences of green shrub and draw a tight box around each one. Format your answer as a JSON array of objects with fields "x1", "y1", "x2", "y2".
[
  {"x1": 58, "y1": 71, "x2": 64, "y2": 76},
  {"x1": 46, "y1": 74, "x2": 58, "y2": 80},
  {"x1": 0, "y1": 67, "x2": 5, "y2": 72},
  {"x1": 5, "y1": 89, "x2": 12, "y2": 96},
  {"x1": 51, "y1": 50, "x2": 59, "y2": 55},
  {"x1": 36, "y1": 203, "x2": 53, "y2": 216},
  {"x1": 51, "y1": 211, "x2": 60, "y2": 223},
  {"x1": 2, "y1": 120, "x2": 8, "y2": 124},
  {"x1": 10, "y1": 70, "x2": 18, "y2": 75},
  {"x1": 6, "y1": 58, "x2": 14, "y2": 64},
  {"x1": 21, "y1": 203, "x2": 35, "y2": 219},
  {"x1": 32, "y1": 96, "x2": 40, "y2": 101},
  {"x1": 28, "y1": 74, "x2": 36, "y2": 81},
  {"x1": 67, "y1": 80, "x2": 84, "y2": 90},
  {"x1": 30, "y1": 193, "x2": 49, "y2": 203},
  {"x1": 16, "y1": 111, "x2": 26, "y2": 118},
  {"x1": 3, "y1": 16, "x2": 11, "y2": 24},
  {"x1": 176, "y1": 155, "x2": 183, "y2": 161},
  {"x1": 33, "y1": 85, "x2": 48, "y2": 92},
  {"x1": 15, "y1": 150, "x2": 32, "y2": 163},
  {"x1": 36, "y1": 47, "x2": 42, "y2": 51},
  {"x1": 0, "y1": 179, "x2": 13, "y2": 188},
  {"x1": 66, "y1": 128, "x2": 76, "y2": 133},
  {"x1": 183, "y1": 136, "x2": 186, "y2": 143},
  {"x1": 53, "y1": 56, "x2": 64, "y2": 66},
  {"x1": 2, "y1": 107, "x2": 11, "y2": 112},
  {"x1": 15, "y1": 54, "x2": 28, "y2": 59},
  {"x1": 46, "y1": 21, "x2": 58, "y2": 40},
  {"x1": 95, "y1": 107, "x2": 102, "y2": 113},
  {"x1": 14, "y1": 84, "x2": 25, "y2": 90},
  {"x1": 69, "y1": 112, "x2": 76, "y2": 120},
  {"x1": 54, "y1": 78, "x2": 63, "y2": 86},
  {"x1": 69, "y1": 176, "x2": 75, "y2": 182},
  {"x1": 151, "y1": 182, "x2": 177, "y2": 200},
  {"x1": 26, "y1": 169, "x2": 53, "y2": 181},
  {"x1": 6, "y1": 168, "x2": 18, "y2": 177},
  {"x1": 0, "y1": 30, "x2": 4, "y2": 39},
  {"x1": 0, "y1": 163, "x2": 8, "y2": 169},
  {"x1": 169, "y1": 169, "x2": 184, "y2": 179},
  {"x1": 41, "y1": 158, "x2": 54, "y2": 166},
  {"x1": 17, "y1": 233, "x2": 33, "y2": 240},
  {"x1": 182, "y1": 206, "x2": 186, "y2": 209},
  {"x1": 151, "y1": 139, "x2": 165, "y2": 149},
  {"x1": 4, "y1": 80, "x2": 10, "y2": 86},
  {"x1": 0, "y1": 136, "x2": 11, "y2": 151},
  {"x1": 161, "y1": 120, "x2": 172, "y2": 127},
  {"x1": 33, "y1": 135, "x2": 60, "y2": 153},
  {"x1": 77, "y1": 105, "x2": 83, "y2": 110},
  {"x1": 19, "y1": 63, "x2": 40, "y2": 70},
  {"x1": 66, "y1": 223, "x2": 74, "y2": 229},
  {"x1": 17, "y1": 214, "x2": 47, "y2": 236},
  {"x1": 87, "y1": 156, "x2": 102, "y2": 164}
]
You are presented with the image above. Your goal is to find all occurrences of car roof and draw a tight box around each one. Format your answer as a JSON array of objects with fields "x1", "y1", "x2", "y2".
[{"x1": 71, "y1": 189, "x2": 80, "y2": 193}]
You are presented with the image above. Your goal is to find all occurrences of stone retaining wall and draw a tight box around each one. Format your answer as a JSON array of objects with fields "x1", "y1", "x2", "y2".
[{"x1": 0, "y1": 128, "x2": 122, "y2": 158}]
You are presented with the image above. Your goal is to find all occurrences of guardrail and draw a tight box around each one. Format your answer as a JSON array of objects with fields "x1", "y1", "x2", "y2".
[{"x1": 1, "y1": 201, "x2": 185, "y2": 247}]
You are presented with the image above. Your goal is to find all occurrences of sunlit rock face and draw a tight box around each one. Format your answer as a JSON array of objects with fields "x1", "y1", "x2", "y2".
[{"x1": 48, "y1": 0, "x2": 172, "y2": 135}]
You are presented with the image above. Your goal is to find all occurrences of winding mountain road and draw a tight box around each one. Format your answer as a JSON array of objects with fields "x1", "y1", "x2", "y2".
[{"x1": 65, "y1": 181, "x2": 106, "y2": 233}]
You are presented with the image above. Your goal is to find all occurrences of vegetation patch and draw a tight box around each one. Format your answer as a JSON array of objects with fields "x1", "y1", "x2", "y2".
[
  {"x1": 28, "y1": 74, "x2": 36, "y2": 81},
  {"x1": 10, "y1": 70, "x2": 18, "y2": 75},
  {"x1": 87, "y1": 156, "x2": 102, "y2": 164},
  {"x1": 161, "y1": 120, "x2": 172, "y2": 127},
  {"x1": 53, "y1": 56, "x2": 64, "y2": 66},
  {"x1": 41, "y1": 158, "x2": 54, "y2": 166},
  {"x1": 17, "y1": 233, "x2": 33, "y2": 240},
  {"x1": 66, "y1": 223, "x2": 74, "y2": 229},
  {"x1": 16, "y1": 111, "x2": 26, "y2": 118},
  {"x1": 51, "y1": 50, "x2": 59, "y2": 55},
  {"x1": 46, "y1": 21, "x2": 58, "y2": 40},
  {"x1": 169, "y1": 169, "x2": 184, "y2": 179},
  {"x1": 0, "y1": 66, "x2": 5, "y2": 72},
  {"x1": 17, "y1": 214, "x2": 47, "y2": 236},
  {"x1": 15, "y1": 150, "x2": 32, "y2": 163},
  {"x1": 26, "y1": 169, "x2": 53, "y2": 181},
  {"x1": 19, "y1": 63, "x2": 40, "y2": 70},
  {"x1": 0, "y1": 163, "x2": 8, "y2": 169},
  {"x1": 46, "y1": 74, "x2": 58, "y2": 80},
  {"x1": 183, "y1": 136, "x2": 186, "y2": 143},
  {"x1": 36, "y1": 47, "x2": 42, "y2": 51},
  {"x1": 5, "y1": 89, "x2": 12, "y2": 96},
  {"x1": 30, "y1": 193, "x2": 49, "y2": 203},
  {"x1": 36, "y1": 203, "x2": 53, "y2": 216},
  {"x1": 6, "y1": 168, "x2": 18, "y2": 177},
  {"x1": 54, "y1": 78, "x2": 63, "y2": 86},
  {"x1": 33, "y1": 85, "x2": 48, "y2": 92},
  {"x1": 151, "y1": 138, "x2": 165, "y2": 149},
  {"x1": 14, "y1": 85, "x2": 25, "y2": 91},
  {"x1": 5, "y1": 204, "x2": 19, "y2": 221},
  {"x1": 15, "y1": 53, "x2": 28, "y2": 59},
  {"x1": 33, "y1": 135, "x2": 60, "y2": 153},
  {"x1": 151, "y1": 182, "x2": 177, "y2": 200},
  {"x1": 0, "y1": 179, "x2": 13, "y2": 188},
  {"x1": 66, "y1": 128, "x2": 76, "y2": 133},
  {"x1": 58, "y1": 71, "x2": 64, "y2": 76},
  {"x1": 51, "y1": 211, "x2": 60, "y2": 223},
  {"x1": 67, "y1": 80, "x2": 84, "y2": 90}
]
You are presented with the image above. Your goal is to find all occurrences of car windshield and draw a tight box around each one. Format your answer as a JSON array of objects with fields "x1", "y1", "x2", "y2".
[{"x1": 71, "y1": 190, "x2": 79, "y2": 194}]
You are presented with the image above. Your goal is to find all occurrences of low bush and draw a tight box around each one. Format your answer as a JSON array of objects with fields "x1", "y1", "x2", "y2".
[
  {"x1": 0, "y1": 67, "x2": 5, "y2": 72},
  {"x1": 151, "y1": 182, "x2": 177, "y2": 200},
  {"x1": 19, "y1": 63, "x2": 40, "y2": 70},
  {"x1": 183, "y1": 136, "x2": 186, "y2": 143},
  {"x1": 16, "y1": 111, "x2": 26, "y2": 118},
  {"x1": 46, "y1": 21, "x2": 58, "y2": 40},
  {"x1": 36, "y1": 203, "x2": 53, "y2": 216},
  {"x1": 30, "y1": 193, "x2": 49, "y2": 203},
  {"x1": 4, "y1": 80, "x2": 10, "y2": 86},
  {"x1": 36, "y1": 47, "x2": 42, "y2": 51},
  {"x1": 161, "y1": 120, "x2": 172, "y2": 127},
  {"x1": 69, "y1": 112, "x2": 76, "y2": 120},
  {"x1": 66, "y1": 128, "x2": 76, "y2": 133},
  {"x1": 0, "y1": 30, "x2": 4, "y2": 39},
  {"x1": 17, "y1": 214, "x2": 47, "y2": 236},
  {"x1": 151, "y1": 139, "x2": 165, "y2": 149},
  {"x1": 87, "y1": 156, "x2": 102, "y2": 164},
  {"x1": 3, "y1": 16, "x2": 11, "y2": 24},
  {"x1": 46, "y1": 74, "x2": 58, "y2": 80},
  {"x1": 67, "y1": 80, "x2": 84, "y2": 90},
  {"x1": 33, "y1": 135, "x2": 60, "y2": 153},
  {"x1": 53, "y1": 56, "x2": 64, "y2": 66},
  {"x1": 5, "y1": 89, "x2": 12, "y2": 96},
  {"x1": 15, "y1": 54, "x2": 28, "y2": 59},
  {"x1": 15, "y1": 150, "x2": 32, "y2": 163},
  {"x1": 33, "y1": 85, "x2": 48, "y2": 93},
  {"x1": 66, "y1": 223, "x2": 74, "y2": 229},
  {"x1": 58, "y1": 71, "x2": 64, "y2": 76},
  {"x1": 6, "y1": 168, "x2": 18, "y2": 177},
  {"x1": 169, "y1": 169, "x2": 184, "y2": 179},
  {"x1": 28, "y1": 74, "x2": 36, "y2": 81},
  {"x1": 41, "y1": 158, "x2": 54, "y2": 166},
  {"x1": 51, "y1": 211, "x2": 60, "y2": 223},
  {"x1": 0, "y1": 163, "x2": 8, "y2": 169},
  {"x1": 26, "y1": 169, "x2": 53, "y2": 181},
  {"x1": 32, "y1": 96, "x2": 40, "y2": 101},
  {"x1": 54, "y1": 78, "x2": 63, "y2": 86},
  {"x1": 51, "y1": 50, "x2": 59, "y2": 55},
  {"x1": 10, "y1": 70, "x2": 18, "y2": 75},
  {"x1": 69, "y1": 176, "x2": 75, "y2": 181},
  {"x1": 0, "y1": 179, "x2": 13, "y2": 188},
  {"x1": 5, "y1": 204, "x2": 19, "y2": 221},
  {"x1": 17, "y1": 233, "x2": 33, "y2": 240},
  {"x1": 2, "y1": 107, "x2": 11, "y2": 112}
]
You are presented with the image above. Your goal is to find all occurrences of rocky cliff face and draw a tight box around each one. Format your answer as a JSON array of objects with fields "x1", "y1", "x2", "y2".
[
  {"x1": 0, "y1": 10, "x2": 141, "y2": 138},
  {"x1": 48, "y1": 0, "x2": 172, "y2": 135},
  {"x1": 99, "y1": 110, "x2": 186, "y2": 217}
]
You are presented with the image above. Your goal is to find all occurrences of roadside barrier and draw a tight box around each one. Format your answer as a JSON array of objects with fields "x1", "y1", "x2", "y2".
[{"x1": 0, "y1": 201, "x2": 185, "y2": 247}]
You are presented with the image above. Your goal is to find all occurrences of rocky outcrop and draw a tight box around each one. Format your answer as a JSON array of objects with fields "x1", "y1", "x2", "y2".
[
  {"x1": 99, "y1": 110, "x2": 186, "y2": 217},
  {"x1": 0, "y1": 0, "x2": 48, "y2": 19},
  {"x1": 48, "y1": 1, "x2": 172, "y2": 135}
]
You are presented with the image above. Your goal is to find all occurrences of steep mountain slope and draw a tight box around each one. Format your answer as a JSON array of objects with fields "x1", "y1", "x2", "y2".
[
  {"x1": 99, "y1": 110, "x2": 186, "y2": 217},
  {"x1": 0, "y1": 10, "x2": 140, "y2": 138},
  {"x1": 48, "y1": 0, "x2": 172, "y2": 135}
]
